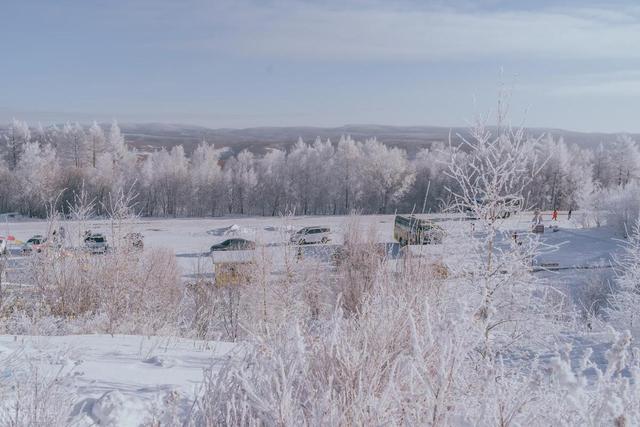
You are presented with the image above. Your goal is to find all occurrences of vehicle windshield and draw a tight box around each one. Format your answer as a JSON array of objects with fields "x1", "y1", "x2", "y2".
[{"x1": 87, "y1": 236, "x2": 105, "y2": 243}]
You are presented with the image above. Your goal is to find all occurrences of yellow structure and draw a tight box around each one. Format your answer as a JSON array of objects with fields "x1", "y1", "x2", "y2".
[{"x1": 213, "y1": 262, "x2": 252, "y2": 287}]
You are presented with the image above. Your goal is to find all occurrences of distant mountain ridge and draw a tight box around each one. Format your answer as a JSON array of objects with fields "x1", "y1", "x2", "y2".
[
  {"x1": 117, "y1": 123, "x2": 635, "y2": 158},
  {"x1": 1, "y1": 122, "x2": 635, "y2": 158}
]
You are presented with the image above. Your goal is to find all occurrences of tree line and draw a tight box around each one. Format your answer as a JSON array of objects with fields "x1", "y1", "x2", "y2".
[{"x1": 0, "y1": 118, "x2": 638, "y2": 218}]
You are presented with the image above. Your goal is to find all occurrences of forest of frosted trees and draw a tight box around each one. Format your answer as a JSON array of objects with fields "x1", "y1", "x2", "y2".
[{"x1": 1, "y1": 118, "x2": 639, "y2": 219}]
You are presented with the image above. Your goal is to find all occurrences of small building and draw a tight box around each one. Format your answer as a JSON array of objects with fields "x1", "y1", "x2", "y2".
[{"x1": 211, "y1": 251, "x2": 254, "y2": 287}]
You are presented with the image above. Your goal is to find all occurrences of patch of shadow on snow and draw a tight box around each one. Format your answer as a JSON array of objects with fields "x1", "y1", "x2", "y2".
[
  {"x1": 143, "y1": 355, "x2": 177, "y2": 368},
  {"x1": 90, "y1": 390, "x2": 149, "y2": 427},
  {"x1": 264, "y1": 225, "x2": 296, "y2": 233}
]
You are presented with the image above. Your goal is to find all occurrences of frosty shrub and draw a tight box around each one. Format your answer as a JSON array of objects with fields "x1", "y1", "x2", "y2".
[
  {"x1": 17, "y1": 246, "x2": 182, "y2": 335},
  {"x1": 193, "y1": 252, "x2": 463, "y2": 425},
  {"x1": 601, "y1": 182, "x2": 640, "y2": 236},
  {"x1": 333, "y1": 216, "x2": 385, "y2": 315},
  {"x1": 185, "y1": 279, "x2": 220, "y2": 340},
  {"x1": 0, "y1": 353, "x2": 75, "y2": 427},
  {"x1": 576, "y1": 269, "x2": 612, "y2": 326},
  {"x1": 608, "y1": 218, "x2": 640, "y2": 338},
  {"x1": 445, "y1": 102, "x2": 568, "y2": 358},
  {"x1": 191, "y1": 223, "x2": 640, "y2": 426}
]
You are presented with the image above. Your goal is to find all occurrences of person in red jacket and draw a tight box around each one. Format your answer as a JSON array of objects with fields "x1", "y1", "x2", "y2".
[{"x1": 552, "y1": 209, "x2": 558, "y2": 221}]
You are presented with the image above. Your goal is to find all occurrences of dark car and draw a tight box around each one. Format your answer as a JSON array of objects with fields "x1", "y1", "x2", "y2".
[{"x1": 210, "y1": 238, "x2": 256, "y2": 252}]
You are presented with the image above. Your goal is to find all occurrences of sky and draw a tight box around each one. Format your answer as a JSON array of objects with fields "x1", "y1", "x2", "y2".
[{"x1": 2, "y1": 0, "x2": 640, "y2": 132}]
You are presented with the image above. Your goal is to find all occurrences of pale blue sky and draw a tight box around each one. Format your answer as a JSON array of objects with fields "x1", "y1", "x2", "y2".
[{"x1": 2, "y1": 0, "x2": 640, "y2": 132}]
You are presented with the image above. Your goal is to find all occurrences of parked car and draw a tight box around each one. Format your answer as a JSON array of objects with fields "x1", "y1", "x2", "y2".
[
  {"x1": 124, "y1": 232, "x2": 144, "y2": 250},
  {"x1": 290, "y1": 227, "x2": 331, "y2": 245},
  {"x1": 210, "y1": 238, "x2": 256, "y2": 252},
  {"x1": 22, "y1": 235, "x2": 48, "y2": 254},
  {"x1": 84, "y1": 233, "x2": 108, "y2": 254}
]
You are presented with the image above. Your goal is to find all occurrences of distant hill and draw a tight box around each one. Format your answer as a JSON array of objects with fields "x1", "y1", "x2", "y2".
[
  {"x1": 0, "y1": 123, "x2": 635, "y2": 158},
  {"x1": 117, "y1": 123, "x2": 634, "y2": 158}
]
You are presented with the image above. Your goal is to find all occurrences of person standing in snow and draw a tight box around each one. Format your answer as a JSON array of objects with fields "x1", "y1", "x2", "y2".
[
  {"x1": 552, "y1": 209, "x2": 558, "y2": 221},
  {"x1": 568, "y1": 208, "x2": 572, "y2": 220}
]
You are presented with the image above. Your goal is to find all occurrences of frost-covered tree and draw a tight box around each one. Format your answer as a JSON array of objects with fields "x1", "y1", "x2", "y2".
[
  {"x1": 256, "y1": 148, "x2": 288, "y2": 215},
  {"x1": 606, "y1": 135, "x2": 640, "y2": 188},
  {"x1": 190, "y1": 141, "x2": 224, "y2": 216},
  {"x1": 287, "y1": 138, "x2": 314, "y2": 214},
  {"x1": 308, "y1": 138, "x2": 336, "y2": 214},
  {"x1": 527, "y1": 135, "x2": 593, "y2": 210},
  {"x1": 360, "y1": 138, "x2": 414, "y2": 213},
  {"x1": 4, "y1": 118, "x2": 30, "y2": 169},
  {"x1": 90, "y1": 120, "x2": 138, "y2": 210},
  {"x1": 14, "y1": 141, "x2": 60, "y2": 216},
  {"x1": 446, "y1": 101, "x2": 562, "y2": 357},
  {"x1": 0, "y1": 159, "x2": 14, "y2": 213},
  {"x1": 404, "y1": 142, "x2": 454, "y2": 213},
  {"x1": 148, "y1": 146, "x2": 190, "y2": 216},
  {"x1": 87, "y1": 121, "x2": 106, "y2": 168},
  {"x1": 335, "y1": 135, "x2": 363, "y2": 213},
  {"x1": 60, "y1": 122, "x2": 87, "y2": 168},
  {"x1": 224, "y1": 150, "x2": 257, "y2": 214}
]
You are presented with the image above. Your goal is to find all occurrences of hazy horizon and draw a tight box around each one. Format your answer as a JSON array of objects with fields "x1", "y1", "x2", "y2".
[{"x1": 4, "y1": 0, "x2": 640, "y2": 132}]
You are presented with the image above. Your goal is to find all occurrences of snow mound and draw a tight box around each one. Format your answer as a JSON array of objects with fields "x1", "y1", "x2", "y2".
[
  {"x1": 143, "y1": 354, "x2": 177, "y2": 368},
  {"x1": 91, "y1": 391, "x2": 148, "y2": 427},
  {"x1": 207, "y1": 224, "x2": 253, "y2": 236},
  {"x1": 0, "y1": 335, "x2": 237, "y2": 427},
  {"x1": 225, "y1": 224, "x2": 241, "y2": 234}
]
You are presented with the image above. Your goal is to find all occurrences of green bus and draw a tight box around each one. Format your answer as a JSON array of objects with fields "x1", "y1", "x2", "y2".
[{"x1": 393, "y1": 215, "x2": 444, "y2": 246}]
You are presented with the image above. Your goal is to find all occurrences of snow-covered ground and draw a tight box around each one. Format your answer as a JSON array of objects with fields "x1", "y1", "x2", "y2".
[
  {"x1": 0, "y1": 212, "x2": 626, "y2": 425},
  {"x1": 1, "y1": 212, "x2": 622, "y2": 309},
  {"x1": 1, "y1": 211, "x2": 621, "y2": 278},
  {"x1": 0, "y1": 334, "x2": 237, "y2": 426}
]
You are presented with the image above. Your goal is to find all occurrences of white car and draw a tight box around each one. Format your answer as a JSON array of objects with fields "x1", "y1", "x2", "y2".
[
  {"x1": 290, "y1": 227, "x2": 331, "y2": 245},
  {"x1": 84, "y1": 233, "x2": 109, "y2": 254}
]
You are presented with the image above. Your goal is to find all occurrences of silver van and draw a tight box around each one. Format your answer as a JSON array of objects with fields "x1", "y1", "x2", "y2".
[{"x1": 290, "y1": 227, "x2": 331, "y2": 245}]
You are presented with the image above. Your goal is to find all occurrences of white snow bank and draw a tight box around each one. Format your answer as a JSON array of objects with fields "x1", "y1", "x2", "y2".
[
  {"x1": 206, "y1": 223, "x2": 254, "y2": 237},
  {"x1": 91, "y1": 390, "x2": 149, "y2": 427},
  {"x1": 0, "y1": 334, "x2": 237, "y2": 426}
]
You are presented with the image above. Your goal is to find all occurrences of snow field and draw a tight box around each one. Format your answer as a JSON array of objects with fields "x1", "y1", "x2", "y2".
[{"x1": 0, "y1": 335, "x2": 237, "y2": 426}]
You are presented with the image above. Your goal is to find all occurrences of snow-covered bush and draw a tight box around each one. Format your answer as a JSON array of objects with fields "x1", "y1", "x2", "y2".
[
  {"x1": 602, "y1": 182, "x2": 640, "y2": 236},
  {"x1": 194, "y1": 248, "x2": 466, "y2": 425},
  {"x1": 445, "y1": 105, "x2": 567, "y2": 358},
  {"x1": 0, "y1": 352, "x2": 75, "y2": 427},
  {"x1": 333, "y1": 216, "x2": 384, "y2": 315},
  {"x1": 577, "y1": 269, "x2": 613, "y2": 326},
  {"x1": 7, "y1": 246, "x2": 182, "y2": 336},
  {"x1": 607, "y1": 219, "x2": 640, "y2": 337}
]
